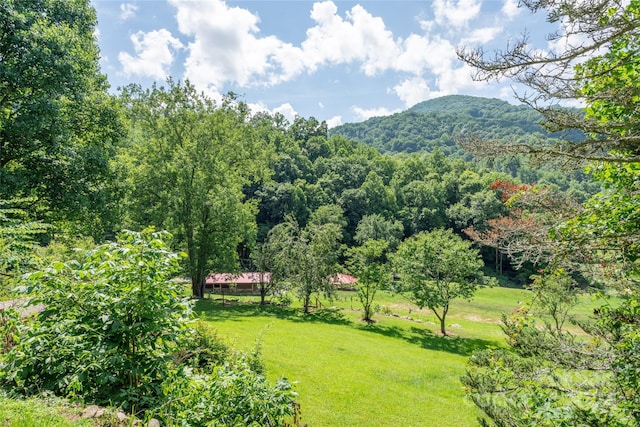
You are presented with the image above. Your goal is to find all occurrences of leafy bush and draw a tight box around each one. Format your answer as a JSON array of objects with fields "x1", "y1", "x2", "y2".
[
  {"x1": 0, "y1": 229, "x2": 296, "y2": 425},
  {"x1": 175, "y1": 324, "x2": 231, "y2": 372},
  {"x1": 157, "y1": 359, "x2": 295, "y2": 426},
  {"x1": 0, "y1": 198, "x2": 49, "y2": 296}
]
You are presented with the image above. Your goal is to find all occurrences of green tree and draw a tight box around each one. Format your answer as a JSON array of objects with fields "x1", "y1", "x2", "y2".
[
  {"x1": 360, "y1": 171, "x2": 397, "y2": 217},
  {"x1": 0, "y1": 0, "x2": 124, "y2": 235},
  {"x1": 346, "y1": 239, "x2": 391, "y2": 322},
  {"x1": 250, "y1": 239, "x2": 290, "y2": 306},
  {"x1": 307, "y1": 203, "x2": 346, "y2": 231},
  {"x1": 268, "y1": 215, "x2": 341, "y2": 314},
  {"x1": 255, "y1": 181, "x2": 310, "y2": 229},
  {"x1": 391, "y1": 228, "x2": 487, "y2": 335},
  {"x1": 530, "y1": 270, "x2": 579, "y2": 333},
  {"x1": 121, "y1": 81, "x2": 270, "y2": 297},
  {"x1": 458, "y1": 0, "x2": 640, "y2": 424},
  {"x1": 354, "y1": 214, "x2": 404, "y2": 251},
  {"x1": 397, "y1": 180, "x2": 448, "y2": 233}
]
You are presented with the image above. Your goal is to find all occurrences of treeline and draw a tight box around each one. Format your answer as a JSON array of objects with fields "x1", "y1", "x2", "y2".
[
  {"x1": 248, "y1": 115, "x2": 509, "y2": 245},
  {"x1": 4, "y1": 77, "x2": 594, "y2": 290},
  {"x1": 114, "y1": 82, "x2": 522, "y2": 293},
  {"x1": 329, "y1": 95, "x2": 593, "y2": 195}
]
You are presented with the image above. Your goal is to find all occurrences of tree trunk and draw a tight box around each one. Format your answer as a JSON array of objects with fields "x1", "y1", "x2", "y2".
[
  {"x1": 433, "y1": 305, "x2": 449, "y2": 336},
  {"x1": 303, "y1": 293, "x2": 311, "y2": 314},
  {"x1": 260, "y1": 286, "x2": 267, "y2": 305},
  {"x1": 191, "y1": 277, "x2": 204, "y2": 298},
  {"x1": 440, "y1": 317, "x2": 447, "y2": 336}
]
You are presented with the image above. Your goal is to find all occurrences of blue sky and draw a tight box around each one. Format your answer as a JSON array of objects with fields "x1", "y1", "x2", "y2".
[{"x1": 92, "y1": 0, "x2": 560, "y2": 127}]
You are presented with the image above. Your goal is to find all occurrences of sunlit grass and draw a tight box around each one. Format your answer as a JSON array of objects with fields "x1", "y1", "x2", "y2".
[
  {"x1": 0, "y1": 285, "x2": 619, "y2": 426},
  {"x1": 195, "y1": 285, "x2": 620, "y2": 426},
  {"x1": 0, "y1": 395, "x2": 92, "y2": 427},
  {"x1": 196, "y1": 297, "x2": 495, "y2": 426}
]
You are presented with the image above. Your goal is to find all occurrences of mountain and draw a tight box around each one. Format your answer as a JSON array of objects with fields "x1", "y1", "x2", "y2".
[{"x1": 329, "y1": 95, "x2": 556, "y2": 156}]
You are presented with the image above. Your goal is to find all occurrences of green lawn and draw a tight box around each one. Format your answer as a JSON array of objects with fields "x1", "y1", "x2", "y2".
[
  {"x1": 196, "y1": 287, "x2": 513, "y2": 426},
  {"x1": 0, "y1": 285, "x2": 614, "y2": 426},
  {"x1": 0, "y1": 395, "x2": 93, "y2": 427},
  {"x1": 196, "y1": 286, "x2": 615, "y2": 427}
]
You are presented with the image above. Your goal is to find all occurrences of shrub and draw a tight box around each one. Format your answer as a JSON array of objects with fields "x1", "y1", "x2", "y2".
[
  {"x1": 3, "y1": 230, "x2": 190, "y2": 408},
  {"x1": 157, "y1": 359, "x2": 295, "y2": 426},
  {"x1": 0, "y1": 229, "x2": 296, "y2": 425}
]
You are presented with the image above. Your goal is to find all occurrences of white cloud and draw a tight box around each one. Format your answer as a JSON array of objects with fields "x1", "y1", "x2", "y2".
[
  {"x1": 301, "y1": 2, "x2": 400, "y2": 76},
  {"x1": 432, "y1": 0, "x2": 482, "y2": 28},
  {"x1": 498, "y1": 86, "x2": 517, "y2": 102},
  {"x1": 118, "y1": 29, "x2": 183, "y2": 80},
  {"x1": 396, "y1": 34, "x2": 457, "y2": 75},
  {"x1": 460, "y1": 26, "x2": 503, "y2": 45},
  {"x1": 352, "y1": 105, "x2": 401, "y2": 121},
  {"x1": 436, "y1": 63, "x2": 487, "y2": 94},
  {"x1": 154, "y1": 0, "x2": 493, "y2": 110},
  {"x1": 166, "y1": 0, "x2": 404, "y2": 89},
  {"x1": 501, "y1": 0, "x2": 522, "y2": 20},
  {"x1": 326, "y1": 115, "x2": 343, "y2": 128},
  {"x1": 273, "y1": 103, "x2": 298, "y2": 124},
  {"x1": 120, "y1": 3, "x2": 138, "y2": 20},
  {"x1": 392, "y1": 77, "x2": 436, "y2": 107},
  {"x1": 419, "y1": 19, "x2": 435, "y2": 32},
  {"x1": 169, "y1": 0, "x2": 293, "y2": 89},
  {"x1": 247, "y1": 102, "x2": 299, "y2": 124}
]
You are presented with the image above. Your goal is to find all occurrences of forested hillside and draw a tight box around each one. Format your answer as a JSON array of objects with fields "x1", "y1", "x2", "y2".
[
  {"x1": 330, "y1": 95, "x2": 596, "y2": 197},
  {"x1": 330, "y1": 95, "x2": 556, "y2": 155}
]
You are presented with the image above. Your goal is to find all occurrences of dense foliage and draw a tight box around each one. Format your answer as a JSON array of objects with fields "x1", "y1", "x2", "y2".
[
  {"x1": 7, "y1": 0, "x2": 640, "y2": 423},
  {"x1": 458, "y1": 0, "x2": 640, "y2": 425},
  {"x1": 0, "y1": 0, "x2": 125, "y2": 236},
  {"x1": 265, "y1": 214, "x2": 342, "y2": 314},
  {"x1": 0, "y1": 199, "x2": 48, "y2": 294},
  {"x1": 0, "y1": 230, "x2": 296, "y2": 425},
  {"x1": 120, "y1": 82, "x2": 271, "y2": 297},
  {"x1": 329, "y1": 95, "x2": 595, "y2": 193},
  {"x1": 331, "y1": 95, "x2": 550, "y2": 155}
]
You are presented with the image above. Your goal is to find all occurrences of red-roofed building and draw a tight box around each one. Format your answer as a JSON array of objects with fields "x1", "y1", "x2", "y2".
[
  {"x1": 205, "y1": 272, "x2": 271, "y2": 294},
  {"x1": 327, "y1": 273, "x2": 358, "y2": 290}
]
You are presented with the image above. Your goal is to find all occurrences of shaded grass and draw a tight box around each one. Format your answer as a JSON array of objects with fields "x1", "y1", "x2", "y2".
[
  {"x1": 195, "y1": 285, "x2": 621, "y2": 427},
  {"x1": 196, "y1": 299, "x2": 496, "y2": 426}
]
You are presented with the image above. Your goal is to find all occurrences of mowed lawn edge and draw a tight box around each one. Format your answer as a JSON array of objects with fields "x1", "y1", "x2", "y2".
[{"x1": 195, "y1": 287, "x2": 533, "y2": 427}]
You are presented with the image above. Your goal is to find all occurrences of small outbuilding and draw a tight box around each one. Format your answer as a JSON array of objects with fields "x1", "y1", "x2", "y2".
[
  {"x1": 205, "y1": 272, "x2": 271, "y2": 294},
  {"x1": 327, "y1": 273, "x2": 358, "y2": 290}
]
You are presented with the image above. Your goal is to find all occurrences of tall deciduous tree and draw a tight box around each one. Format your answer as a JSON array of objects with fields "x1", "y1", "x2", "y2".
[
  {"x1": 391, "y1": 228, "x2": 487, "y2": 335},
  {"x1": 354, "y1": 214, "x2": 404, "y2": 253},
  {"x1": 0, "y1": 0, "x2": 124, "y2": 235},
  {"x1": 346, "y1": 239, "x2": 391, "y2": 322},
  {"x1": 267, "y1": 215, "x2": 341, "y2": 314},
  {"x1": 121, "y1": 81, "x2": 270, "y2": 297}
]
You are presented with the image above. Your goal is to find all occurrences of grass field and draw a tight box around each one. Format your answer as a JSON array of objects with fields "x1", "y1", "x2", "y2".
[
  {"x1": 0, "y1": 285, "x2": 613, "y2": 426},
  {"x1": 194, "y1": 286, "x2": 610, "y2": 427}
]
